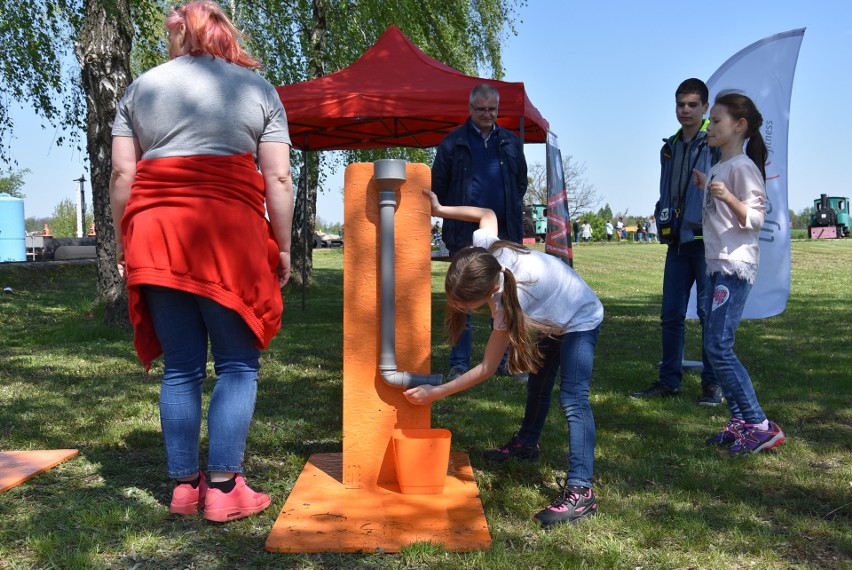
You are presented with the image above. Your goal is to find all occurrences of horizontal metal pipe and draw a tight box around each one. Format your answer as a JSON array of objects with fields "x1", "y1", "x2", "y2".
[{"x1": 380, "y1": 369, "x2": 443, "y2": 388}]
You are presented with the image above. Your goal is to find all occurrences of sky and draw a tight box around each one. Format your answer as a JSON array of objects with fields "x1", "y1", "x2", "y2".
[{"x1": 7, "y1": 0, "x2": 851, "y2": 225}]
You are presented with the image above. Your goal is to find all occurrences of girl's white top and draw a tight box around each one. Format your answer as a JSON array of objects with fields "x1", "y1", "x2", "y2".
[
  {"x1": 702, "y1": 154, "x2": 766, "y2": 283},
  {"x1": 473, "y1": 230, "x2": 604, "y2": 335}
]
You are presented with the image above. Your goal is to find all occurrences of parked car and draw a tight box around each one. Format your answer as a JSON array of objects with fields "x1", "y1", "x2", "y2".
[{"x1": 313, "y1": 231, "x2": 343, "y2": 249}]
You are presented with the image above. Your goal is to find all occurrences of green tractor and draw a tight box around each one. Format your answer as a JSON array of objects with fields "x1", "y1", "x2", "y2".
[{"x1": 523, "y1": 204, "x2": 548, "y2": 242}]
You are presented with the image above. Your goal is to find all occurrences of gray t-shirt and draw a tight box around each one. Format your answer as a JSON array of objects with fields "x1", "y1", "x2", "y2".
[
  {"x1": 473, "y1": 229, "x2": 604, "y2": 335},
  {"x1": 112, "y1": 55, "x2": 290, "y2": 160}
]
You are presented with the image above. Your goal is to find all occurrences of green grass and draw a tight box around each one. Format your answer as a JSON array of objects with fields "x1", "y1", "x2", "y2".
[{"x1": 1, "y1": 242, "x2": 850, "y2": 569}]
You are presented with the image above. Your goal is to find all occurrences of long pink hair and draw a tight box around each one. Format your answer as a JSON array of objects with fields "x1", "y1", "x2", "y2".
[{"x1": 166, "y1": 1, "x2": 261, "y2": 69}]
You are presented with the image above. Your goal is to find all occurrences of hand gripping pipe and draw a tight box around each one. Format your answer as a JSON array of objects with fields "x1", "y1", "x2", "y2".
[{"x1": 374, "y1": 159, "x2": 443, "y2": 389}]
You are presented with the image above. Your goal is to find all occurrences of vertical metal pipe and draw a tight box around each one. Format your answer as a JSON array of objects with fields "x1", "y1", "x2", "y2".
[
  {"x1": 378, "y1": 190, "x2": 397, "y2": 374},
  {"x1": 373, "y1": 159, "x2": 442, "y2": 389}
]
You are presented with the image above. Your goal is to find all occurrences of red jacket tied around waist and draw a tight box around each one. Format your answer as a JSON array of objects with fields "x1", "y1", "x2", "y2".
[{"x1": 122, "y1": 153, "x2": 283, "y2": 369}]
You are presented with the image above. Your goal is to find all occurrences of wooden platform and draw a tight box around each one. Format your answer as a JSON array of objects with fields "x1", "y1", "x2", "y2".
[
  {"x1": 0, "y1": 449, "x2": 79, "y2": 493},
  {"x1": 265, "y1": 452, "x2": 491, "y2": 553}
]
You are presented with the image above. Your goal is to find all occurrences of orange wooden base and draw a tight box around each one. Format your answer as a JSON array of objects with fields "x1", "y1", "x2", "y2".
[
  {"x1": 265, "y1": 452, "x2": 491, "y2": 553},
  {"x1": 0, "y1": 449, "x2": 79, "y2": 493}
]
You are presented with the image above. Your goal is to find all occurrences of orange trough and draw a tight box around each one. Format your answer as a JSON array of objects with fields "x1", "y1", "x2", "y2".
[{"x1": 265, "y1": 162, "x2": 490, "y2": 553}]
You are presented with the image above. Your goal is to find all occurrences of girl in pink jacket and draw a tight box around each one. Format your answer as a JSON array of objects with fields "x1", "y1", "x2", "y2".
[{"x1": 693, "y1": 92, "x2": 785, "y2": 456}]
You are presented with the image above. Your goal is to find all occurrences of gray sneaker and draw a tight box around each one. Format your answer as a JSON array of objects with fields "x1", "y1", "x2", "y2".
[
  {"x1": 447, "y1": 366, "x2": 467, "y2": 382},
  {"x1": 630, "y1": 381, "x2": 679, "y2": 399},
  {"x1": 497, "y1": 364, "x2": 528, "y2": 382},
  {"x1": 698, "y1": 383, "x2": 723, "y2": 406}
]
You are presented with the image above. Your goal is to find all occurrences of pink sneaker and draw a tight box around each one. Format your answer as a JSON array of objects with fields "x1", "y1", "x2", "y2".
[
  {"x1": 170, "y1": 472, "x2": 207, "y2": 515},
  {"x1": 203, "y1": 475, "x2": 272, "y2": 522}
]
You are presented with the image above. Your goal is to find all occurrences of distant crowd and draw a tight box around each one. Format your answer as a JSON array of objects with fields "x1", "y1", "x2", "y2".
[{"x1": 572, "y1": 216, "x2": 659, "y2": 243}]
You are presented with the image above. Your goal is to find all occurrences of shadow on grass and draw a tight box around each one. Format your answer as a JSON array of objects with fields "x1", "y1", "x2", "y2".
[
  {"x1": 1, "y1": 248, "x2": 850, "y2": 568},
  {"x1": 426, "y1": 283, "x2": 850, "y2": 565}
]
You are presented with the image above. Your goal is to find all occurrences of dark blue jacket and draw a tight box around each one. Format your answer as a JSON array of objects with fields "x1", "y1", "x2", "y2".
[
  {"x1": 432, "y1": 120, "x2": 528, "y2": 252},
  {"x1": 655, "y1": 119, "x2": 719, "y2": 244}
]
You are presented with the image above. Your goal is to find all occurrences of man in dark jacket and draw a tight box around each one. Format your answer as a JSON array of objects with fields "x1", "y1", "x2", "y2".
[
  {"x1": 432, "y1": 84, "x2": 528, "y2": 380},
  {"x1": 631, "y1": 78, "x2": 722, "y2": 405}
]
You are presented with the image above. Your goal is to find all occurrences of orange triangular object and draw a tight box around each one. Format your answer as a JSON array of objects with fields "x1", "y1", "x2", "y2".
[{"x1": 0, "y1": 449, "x2": 79, "y2": 493}]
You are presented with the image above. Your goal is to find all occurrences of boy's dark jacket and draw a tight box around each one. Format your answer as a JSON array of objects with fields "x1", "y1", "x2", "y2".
[{"x1": 655, "y1": 118, "x2": 720, "y2": 244}]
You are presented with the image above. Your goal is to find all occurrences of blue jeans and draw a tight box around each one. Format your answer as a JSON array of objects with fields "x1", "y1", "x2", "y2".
[
  {"x1": 143, "y1": 286, "x2": 261, "y2": 478},
  {"x1": 660, "y1": 241, "x2": 716, "y2": 390},
  {"x1": 448, "y1": 313, "x2": 508, "y2": 371},
  {"x1": 516, "y1": 326, "x2": 600, "y2": 489},
  {"x1": 703, "y1": 273, "x2": 767, "y2": 424},
  {"x1": 448, "y1": 312, "x2": 474, "y2": 369}
]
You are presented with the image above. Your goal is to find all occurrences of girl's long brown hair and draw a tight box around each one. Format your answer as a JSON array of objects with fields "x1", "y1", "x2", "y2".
[
  {"x1": 715, "y1": 91, "x2": 767, "y2": 180},
  {"x1": 445, "y1": 243, "x2": 542, "y2": 374}
]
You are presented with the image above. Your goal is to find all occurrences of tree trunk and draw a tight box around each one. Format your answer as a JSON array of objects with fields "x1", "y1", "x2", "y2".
[
  {"x1": 74, "y1": 0, "x2": 134, "y2": 325},
  {"x1": 290, "y1": 0, "x2": 328, "y2": 287},
  {"x1": 290, "y1": 153, "x2": 315, "y2": 288}
]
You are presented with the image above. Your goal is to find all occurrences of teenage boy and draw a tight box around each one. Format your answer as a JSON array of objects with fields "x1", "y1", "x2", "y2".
[{"x1": 631, "y1": 78, "x2": 722, "y2": 406}]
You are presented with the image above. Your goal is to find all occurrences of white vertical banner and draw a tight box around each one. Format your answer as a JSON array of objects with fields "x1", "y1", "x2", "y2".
[{"x1": 690, "y1": 28, "x2": 805, "y2": 319}]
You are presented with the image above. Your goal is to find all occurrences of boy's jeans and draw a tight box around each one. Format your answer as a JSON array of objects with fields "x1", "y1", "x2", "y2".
[{"x1": 660, "y1": 241, "x2": 716, "y2": 390}]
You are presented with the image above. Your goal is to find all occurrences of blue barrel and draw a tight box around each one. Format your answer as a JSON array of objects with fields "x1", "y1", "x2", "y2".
[{"x1": 0, "y1": 193, "x2": 26, "y2": 262}]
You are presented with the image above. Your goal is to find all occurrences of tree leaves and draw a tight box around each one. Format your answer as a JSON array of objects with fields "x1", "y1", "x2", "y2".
[
  {"x1": 0, "y1": 167, "x2": 30, "y2": 198},
  {"x1": 0, "y1": 0, "x2": 526, "y2": 289},
  {"x1": 0, "y1": 0, "x2": 85, "y2": 162}
]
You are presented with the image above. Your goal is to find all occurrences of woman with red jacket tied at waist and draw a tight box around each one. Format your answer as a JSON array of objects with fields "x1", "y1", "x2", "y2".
[{"x1": 109, "y1": 0, "x2": 293, "y2": 522}]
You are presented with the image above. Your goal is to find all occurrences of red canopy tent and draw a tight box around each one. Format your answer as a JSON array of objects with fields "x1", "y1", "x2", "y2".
[
  {"x1": 275, "y1": 25, "x2": 549, "y2": 151},
  {"x1": 276, "y1": 26, "x2": 555, "y2": 305}
]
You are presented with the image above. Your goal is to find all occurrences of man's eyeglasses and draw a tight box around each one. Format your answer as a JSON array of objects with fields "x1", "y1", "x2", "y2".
[{"x1": 470, "y1": 105, "x2": 498, "y2": 114}]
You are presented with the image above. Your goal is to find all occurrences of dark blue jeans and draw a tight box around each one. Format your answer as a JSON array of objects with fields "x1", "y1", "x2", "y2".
[
  {"x1": 448, "y1": 314, "x2": 509, "y2": 371},
  {"x1": 448, "y1": 312, "x2": 474, "y2": 369},
  {"x1": 660, "y1": 241, "x2": 716, "y2": 390},
  {"x1": 516, "y1": 326, "x2": 600, "y2": 489},
  {"x1": 143, "y1": 286, "x2": 261, "y2": 478},
  {"x1": 447, "y1": 246, "x2": 506, "y2": 371},
  {"x1": 703, "y1": 273, "x2": 767, "y2": 424}
]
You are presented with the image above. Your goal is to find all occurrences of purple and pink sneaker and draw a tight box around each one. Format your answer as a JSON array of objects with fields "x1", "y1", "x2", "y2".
[
  {"x1": 727, "y1": 421, "x2": 786, "y2": 455},
  {"x1": 706, "y1": 418, "x2": 746, "y2": 446},
  {"x1": 534, "y1": 478, "x2": 597, "y2": 527}
]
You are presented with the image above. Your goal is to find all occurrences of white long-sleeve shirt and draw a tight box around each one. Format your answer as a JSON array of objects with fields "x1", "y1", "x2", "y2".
[{"x1": 702, "y1": 154, "x2": 766, "y2": 283}]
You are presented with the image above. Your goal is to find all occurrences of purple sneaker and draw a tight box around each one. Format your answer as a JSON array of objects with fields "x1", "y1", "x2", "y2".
[
  {"x1": 481, "y1": 433, "x2": 540, "y2": 462},
  {"x1": 706, "y1": 418, "x2": 746, "y2": 446},
  {"x1": 534, "y1": 478, "x2": 597, "y2": 527},
  {"x1": 728, "y1": 421, "x2": 786, "y2": 455}
]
